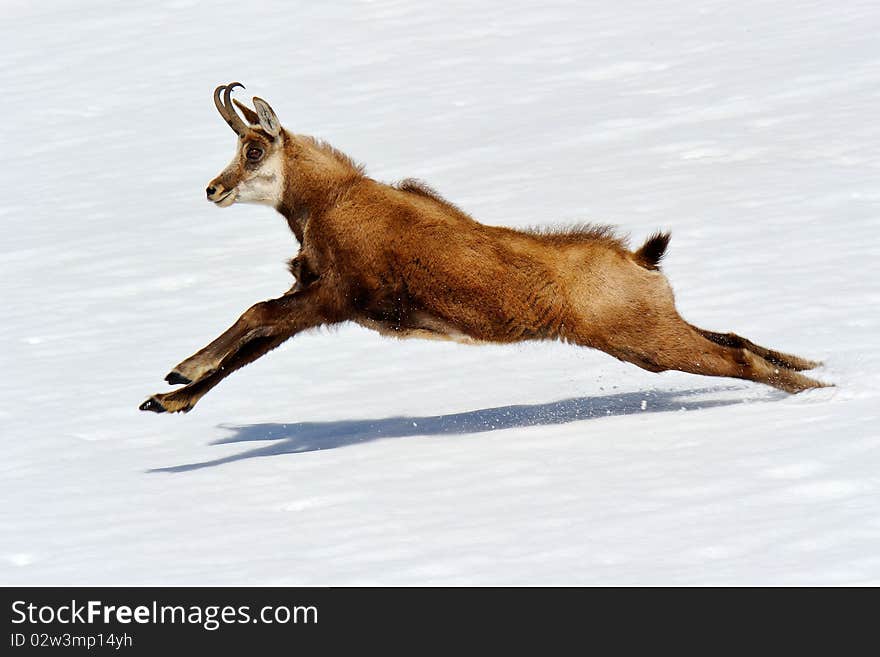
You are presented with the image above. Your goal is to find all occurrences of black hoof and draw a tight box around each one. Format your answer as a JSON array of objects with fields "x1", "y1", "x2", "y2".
[
  {"x1": 165, "y1": 370, "x2": 192, "y2": 385},
  {"x1": 139, "y1": 397, "x2": 167, "y2": 413}
]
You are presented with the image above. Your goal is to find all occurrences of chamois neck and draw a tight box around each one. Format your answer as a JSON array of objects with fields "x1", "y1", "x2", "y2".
[{"x1": 275, "y1": 131, "x2": 364, "y2": 242}]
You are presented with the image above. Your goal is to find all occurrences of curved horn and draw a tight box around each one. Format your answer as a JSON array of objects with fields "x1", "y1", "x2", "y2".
[{"x1": 213, "y1": 82, "x2": 249, "y2": 136}]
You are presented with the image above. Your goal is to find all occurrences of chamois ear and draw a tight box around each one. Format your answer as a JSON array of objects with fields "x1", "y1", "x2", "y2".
[
  {"x1": 252, "y1": 96, "x2": 281, "y2": 137},
  {"x1": 232, "y1": 98, "x2": 260, "y2": 126}
]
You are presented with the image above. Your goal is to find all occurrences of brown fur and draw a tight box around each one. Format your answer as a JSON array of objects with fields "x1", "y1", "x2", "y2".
[{"x1": 139, "y1": 92, "x2": 830, "y2": 414}]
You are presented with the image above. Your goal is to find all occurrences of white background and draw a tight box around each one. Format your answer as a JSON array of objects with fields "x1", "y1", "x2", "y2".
[{"x1": 1, "y1": 0, "x2": 878, "y2": 584}]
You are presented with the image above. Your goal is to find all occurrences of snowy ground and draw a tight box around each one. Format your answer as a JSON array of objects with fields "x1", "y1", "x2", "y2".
[{"x1": 2, "y1": 0, "x2": 879, "y2": 585}]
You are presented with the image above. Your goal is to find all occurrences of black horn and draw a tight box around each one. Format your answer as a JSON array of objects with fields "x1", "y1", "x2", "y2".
[{"x1": 213, "y1": 82, "x2": 248, "y2": 136}]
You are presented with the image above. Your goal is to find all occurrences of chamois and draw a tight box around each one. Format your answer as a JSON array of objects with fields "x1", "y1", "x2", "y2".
[{"x1": 139, "y1": 82, "x2": 829, "y2": 414}]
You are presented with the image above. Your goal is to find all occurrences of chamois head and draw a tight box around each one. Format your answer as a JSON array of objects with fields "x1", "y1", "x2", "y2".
[{"x1": 206, "y1": 82, "x2": 285, "y2": 208}]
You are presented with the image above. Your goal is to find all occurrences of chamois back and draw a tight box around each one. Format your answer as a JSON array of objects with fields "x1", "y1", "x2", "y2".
[{"x1": 393, "y1": 178, "x2": 472, "y2": 219}]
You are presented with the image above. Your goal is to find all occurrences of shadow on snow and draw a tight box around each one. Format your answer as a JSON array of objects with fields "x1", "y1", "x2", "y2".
[{"x1": 149, "y1": 386, "x2": 773, "y2": 473}]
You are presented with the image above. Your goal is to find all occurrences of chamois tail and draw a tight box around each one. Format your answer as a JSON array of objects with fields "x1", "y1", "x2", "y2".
[{"x1": 633, "y1": 231, "x2": 671, "y2": 270}]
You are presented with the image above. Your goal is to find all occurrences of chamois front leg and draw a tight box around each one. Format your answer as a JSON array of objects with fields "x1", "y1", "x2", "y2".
[
  {"x1": 139, "y1": 286, "x2": 339, "y2": 413},
  {"x1": 165, "y1": 284, "x2": 303, "y2": 385},
  {"x1": 139, "y1": 334, "x2": 289, "y2": 413}
]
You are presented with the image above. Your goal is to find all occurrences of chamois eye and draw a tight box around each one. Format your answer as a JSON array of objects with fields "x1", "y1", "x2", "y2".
[{"x1": 246, "y1": 147, "x2": 263, "y2": 161}]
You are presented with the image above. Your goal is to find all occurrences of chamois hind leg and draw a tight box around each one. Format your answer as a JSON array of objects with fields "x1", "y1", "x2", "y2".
[
  {"x1": 598, "y1": 318, "x2": 831, "y2": 394},
  {"x1": 688, "y1": 325, "x2": 822, "y2": 371}
]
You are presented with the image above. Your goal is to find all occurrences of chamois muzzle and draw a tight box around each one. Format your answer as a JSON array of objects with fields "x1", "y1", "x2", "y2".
[{"x1": 206, "y1": 182, "x2": 236, "y2": 206}]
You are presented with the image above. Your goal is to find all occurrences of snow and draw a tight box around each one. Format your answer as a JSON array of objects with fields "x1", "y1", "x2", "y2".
[{"x1": 2, "y1": 0, "x2": 879, "y2": 585}]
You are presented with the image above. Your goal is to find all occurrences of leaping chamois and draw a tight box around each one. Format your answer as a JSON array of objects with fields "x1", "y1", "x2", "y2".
[{"x1": 139, "y1": 82, "x2": 829, "y2": 414}]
